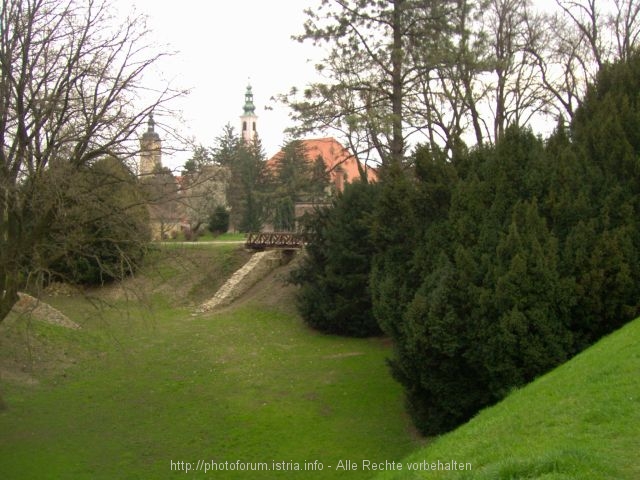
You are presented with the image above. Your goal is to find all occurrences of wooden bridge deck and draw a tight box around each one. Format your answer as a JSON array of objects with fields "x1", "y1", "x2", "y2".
[{"x1": 245, "y1": 232, "x2": 306, "y2": 250}]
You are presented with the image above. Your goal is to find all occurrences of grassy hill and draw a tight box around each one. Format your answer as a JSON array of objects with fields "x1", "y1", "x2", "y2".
[
  {"x1": 375, "y1": 316, "x2": 640, "y2": 480},
  {"x1": 0, "y1": 244, "x2": 421, "y2": 479},
  {"x1": 2, "y1": 244, "x2": 637, "y2": 479}
]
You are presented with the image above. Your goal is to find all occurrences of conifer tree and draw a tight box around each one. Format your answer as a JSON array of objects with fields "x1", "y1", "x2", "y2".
[
  {"x1": 290, "y1": 181, "x2": 380, "y2": 337},
  {"x1": 567, "y1": 51, "x2": 640, "y2": 340},
  {"x1": 227, "y1": 139, "x2": 268, "y2": 232},
  {"x1": 270, "y1": 140, "x2": 310, "y2": 231}
]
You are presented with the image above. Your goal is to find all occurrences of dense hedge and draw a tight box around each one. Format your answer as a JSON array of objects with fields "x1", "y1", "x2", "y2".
[
  {"x1": 290, "y1": 181, "x2": 381, "y2": 337},
  {"x1": 292, "y1": 54, "x2": 640, "y2": 436},
  {"x1": 371, "y1": 54, "x2": 640, "y2": 435}
]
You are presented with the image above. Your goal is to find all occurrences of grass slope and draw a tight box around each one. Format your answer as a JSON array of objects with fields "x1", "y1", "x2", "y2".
[
  {"x1": 376, "y1": 317, "x2": 640, "y2": 480},
  {"x1": 0, "y1": 245, "x2": 420, "y2": 479}
]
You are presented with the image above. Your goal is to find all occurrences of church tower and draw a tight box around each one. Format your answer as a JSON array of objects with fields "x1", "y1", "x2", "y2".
[
  {"x1": 240, "y1": 83, "x2": 257, "y2": 144},
  {"x1": 139, "y1": 112, "x2": 162, "y2": 175}
]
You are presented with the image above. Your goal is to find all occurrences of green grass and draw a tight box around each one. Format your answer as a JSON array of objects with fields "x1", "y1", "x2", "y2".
[
  {"x1": 6, "y1": 245, "x2": 636, "y2": 480},
  {"x1": 0, "y1": 246, "x2": 420, "y2": 479},
  {"x1": 375, "y1": 317, "x2": 640, "y2": 480},
  {"x1": 160, "y1": 231, "x2": 246, "y2": 243},
  {"x1": 208, "y1": 231, "x2": 246, "y2": 242},
  {"x1": 140, "y1": 243, "x2": 251, "y2": 304}
]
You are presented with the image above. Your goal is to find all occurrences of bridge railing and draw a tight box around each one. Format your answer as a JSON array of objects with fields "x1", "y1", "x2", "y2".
[{"x1": 245, "y1": 232, "x2": 306, "y2": 250}]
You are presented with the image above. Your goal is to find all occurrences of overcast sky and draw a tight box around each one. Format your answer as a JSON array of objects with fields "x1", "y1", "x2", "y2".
[{"x1": 126, "y1": 0, "x2": 323, "y2": 171}]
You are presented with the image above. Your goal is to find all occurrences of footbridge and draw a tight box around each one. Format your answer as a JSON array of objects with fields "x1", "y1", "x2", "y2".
[{"x1": 245, "y1": 232, "x2": 306, "y2": 250}]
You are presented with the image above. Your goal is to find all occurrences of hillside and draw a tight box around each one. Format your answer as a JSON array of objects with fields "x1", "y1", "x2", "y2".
[
  {"x1": 376, "y1": 317, "x2": 640, "y2": 480},
  {"x1": 3, "y1": 244, "x2": 638, "y2": 479},
  {"x1": 0, "y1": 244, "x2": 421, "y2": 479}
]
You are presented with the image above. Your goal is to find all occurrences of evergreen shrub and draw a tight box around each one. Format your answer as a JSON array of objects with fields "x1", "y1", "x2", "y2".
[{"x1": 290, "y1": 181, "x2": 381, "y2": 337}]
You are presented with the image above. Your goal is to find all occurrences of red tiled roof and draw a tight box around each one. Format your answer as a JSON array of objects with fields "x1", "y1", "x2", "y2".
[{"x1": 266, "y1": 137, "x2": 377, "y2": 191}]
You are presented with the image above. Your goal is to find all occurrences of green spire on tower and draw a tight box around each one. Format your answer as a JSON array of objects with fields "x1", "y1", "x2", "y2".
[{"x1": 243, "y1": 83, "x2": 256, "y2": 115}]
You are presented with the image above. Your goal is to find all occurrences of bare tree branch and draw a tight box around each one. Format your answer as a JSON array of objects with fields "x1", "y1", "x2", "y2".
[{"x1": 0, "y1": 0, "x2": 184, "y2": 322}]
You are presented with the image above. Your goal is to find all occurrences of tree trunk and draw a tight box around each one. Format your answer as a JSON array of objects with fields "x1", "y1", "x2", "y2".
[{"x1": 390, "y1": 0, "x2": 405, "y2": 166}]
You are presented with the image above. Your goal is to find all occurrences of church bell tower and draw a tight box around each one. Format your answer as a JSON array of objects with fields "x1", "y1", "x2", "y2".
[
  {"x1": 139, "y1": 112, "x2": 162, "y2": 175},
  {"x1": 240, "y1": 83, "x2": 257, "y2": 144}
]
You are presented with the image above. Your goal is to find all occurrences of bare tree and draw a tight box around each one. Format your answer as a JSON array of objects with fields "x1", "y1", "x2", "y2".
[
  {"x1": 477, "y1": 0, "x2": 550, "y2": 141},
  {"x1": 406, "y1": 0, "x2": 490, "y2": 152},
  {"x1": 285, "y1": 0, "x2": 556, "y2": 160},
  {"x1": 610, "y1": 0, "x2": 640, "y2": 62},
  {"x1": 0, "y1": 0, "x2": 181, "y2": 322},
  {"x1": 527, "y1": 0, "x2": 640, "y2": 123},
  {"x1": 287, "y1": 0, "x2": 640, "y2": 163},
  {"x1": 530, "y1": 0, "x2": 640, "y2": 124},
  {"x1": 537, "y1": 0, "x2": 608, "y2": 121},
  {"x1": 282, "y1": 0, "x2": 460, "y2": 168},
  {"x1": 525, "y1": 9, "x2": 586, "y2": 121}
]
